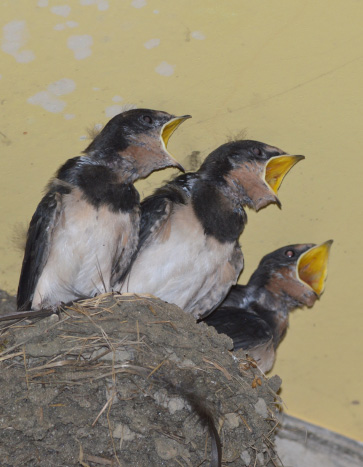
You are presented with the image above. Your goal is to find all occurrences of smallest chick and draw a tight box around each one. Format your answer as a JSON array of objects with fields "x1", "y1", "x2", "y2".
[{"x1": 203, "y1": 241, "x2": 333, "y2": 373}]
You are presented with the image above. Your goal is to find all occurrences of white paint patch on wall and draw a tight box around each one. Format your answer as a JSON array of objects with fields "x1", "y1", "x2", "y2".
[
  {"x1": 112, "y1": 95, "x2": 123, "y2": 102},
  {"x1": 28, "y1": 91, "x2": 66, "y2": 113},
  {"x1": 80, "y1": 0, "x2": 109, "y2": 11},
  {"x1": 155, "y1": 61, "x2": 175, "y2": 77},
  {"x1": 37, "y1": 0, "x2": 49, "y2": 6},
  {"x1": 191, "y1": 31, "x2": 206, "y2": 40},
  {"x1": 64, "y1": 114, "x2": 75, "y2": 120},
  {"x1": 67, "y1": 35, "x2": 93, "y2": 59},
  {"x1": 54, "y1": 21, "x2": 79, "y2": 31},
  {"x1": 48, "y1": 78, "x2": 76, "y2": 96},
  {"x1": 28, "y1": 78, "x2": 76, "y2": 113},
  {"x1": 97, "y1": 0, "x2": 109, "y2": 10},
  {"x1": 144, "y1": 38, "x2": 160, "y2": 49},
  {"x1": 2, "y1": 20, "x2": 35, "y2": 63},
  {"x1": 131, "y1": 0, "x2": 147, "y2": 9},
  {"x1": 51, "y1": 5, "x2": 71, "y2": 17}
]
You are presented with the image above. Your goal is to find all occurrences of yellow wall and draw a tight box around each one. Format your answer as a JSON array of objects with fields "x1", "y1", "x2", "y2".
[{"x1": 1, "y1": 0, "x2": 362, "y2": 441}]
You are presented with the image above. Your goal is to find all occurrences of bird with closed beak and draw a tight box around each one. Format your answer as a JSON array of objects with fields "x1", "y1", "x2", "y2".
[
  {"x1": 17, "y1": 109, "x2": 190, "y2": 311},
  {"x1": 203, "y1": 241, "x2": 333, "y2": 372},
  {"x1": 115, "y1": 139, "x2": 304, "y2": 319}
]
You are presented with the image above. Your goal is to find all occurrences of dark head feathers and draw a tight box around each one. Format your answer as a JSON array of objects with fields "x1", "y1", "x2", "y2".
[
  {"x1": 197, "y1": 140, "x2": 285, "y2": 181},
  {"x1": 84, "y1": 109, "x2": 177, "y2": 154},
  {"x1": 248, "y1": 243, "x2": 314, "y2": 288}
]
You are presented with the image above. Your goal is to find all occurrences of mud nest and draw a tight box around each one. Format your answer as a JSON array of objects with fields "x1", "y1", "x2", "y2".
[{"x1": 0, "y1": 293, "x2": 282, "y2": 466}]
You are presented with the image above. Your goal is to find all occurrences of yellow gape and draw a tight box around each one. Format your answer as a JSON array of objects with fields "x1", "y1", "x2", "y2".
[
  {"x1": 161, "y1": 116, "x2": 191, "y2": 150},
  {"x1": 297, "y1": 240, "x2": 333, "y2": 296},
  {"x1": 264, "y1": 154, "x2": 305, "y2": 194}
]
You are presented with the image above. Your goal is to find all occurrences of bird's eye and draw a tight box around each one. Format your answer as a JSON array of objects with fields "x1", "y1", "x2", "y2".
[
  {"x1": 285, "y1": 250, "x2": 295, "y2": 258},
  {"x1": 253, "y1": 147, "x2": 261, "y2": 156},
  {"x1": 142, "y1": 115, "x2": 153, "y2": 124}
]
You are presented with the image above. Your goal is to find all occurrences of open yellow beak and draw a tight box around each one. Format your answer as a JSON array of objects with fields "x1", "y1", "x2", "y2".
[
  {"x1": 161, "y1": 115, "x2": 191, "y2": 148},
  {"x1": 297, "y1": 240, "x2": 333, "y2": 296},
  {"x1": 160, "y1": 115, "x2": 191, "y2": 171},
  {"x1": 264, "y1": 154, "x2": 305, "y2": 194}
]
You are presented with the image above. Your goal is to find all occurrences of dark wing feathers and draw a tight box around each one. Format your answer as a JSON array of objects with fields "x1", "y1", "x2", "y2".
[
  {"x1": 16, "y1": 188, "x2": 66, "y2": 310},
  {"x1": 205, "y1": 307, "x2": 272, "y2": 351},
  {"x1": 219, "y1": 284, "x2": 248, "y2": 309},
  {"x1": 139, "y1": 173, "x2": 198, "y2": 250},
  {"x1": 138, "y1": 191, "x2": 174, "y2": 252}
]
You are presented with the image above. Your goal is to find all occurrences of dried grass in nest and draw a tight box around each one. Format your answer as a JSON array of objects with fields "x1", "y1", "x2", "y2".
[
  {"x1": 1, "y1": 294, "x2": 190, "y2": 390},
  {"x1": 0, "y1": 293, "x2": 283, "y2": 466}
]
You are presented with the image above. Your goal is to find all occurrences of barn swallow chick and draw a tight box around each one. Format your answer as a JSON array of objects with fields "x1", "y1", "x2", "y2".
[
  {"x1": 204, "y1": 241, "x2": 333, "y2": 372},
  {"x1": 115, "y1": 140, "x2": 304, "y2": 318},
  {"x1": 17, "y1": 109, "x2": 190, "y2": 310}
]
